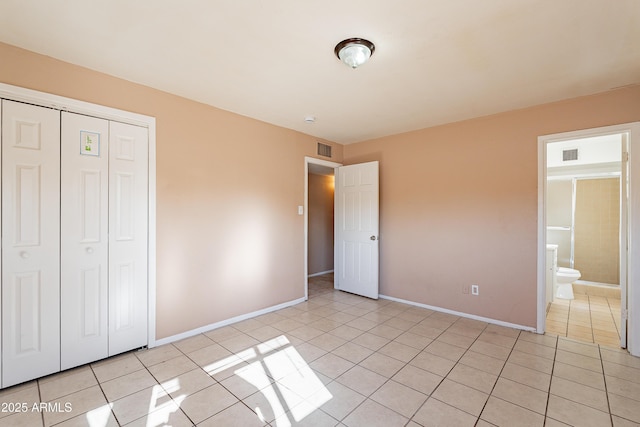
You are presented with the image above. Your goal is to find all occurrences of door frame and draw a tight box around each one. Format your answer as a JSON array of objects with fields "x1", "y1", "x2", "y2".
[
  {"x1": 0, "y1": 82, "x2": 158, "y2": 348},
  {"x1": 304, "y1": 156, "x2": 341, "y2": 300},
  {"x1": 537, "y1": 122, "x2": 640, "y2": 356}
]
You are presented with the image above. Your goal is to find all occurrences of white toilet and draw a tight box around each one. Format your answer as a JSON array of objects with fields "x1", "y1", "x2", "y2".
[{"x1": 555, "y1": 267, "x2": 580, "y2": 300}]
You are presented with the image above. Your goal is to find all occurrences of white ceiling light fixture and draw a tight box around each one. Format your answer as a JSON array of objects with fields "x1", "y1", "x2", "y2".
[{"x1": 334, "y1": 38, "x2": 375, "y2": 69}]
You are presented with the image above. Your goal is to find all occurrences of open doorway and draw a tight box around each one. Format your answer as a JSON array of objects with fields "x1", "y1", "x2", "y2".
[
  {"x1": 304, "y1": 157, "x2": 341, "y2": 299},
  {"x1": 538, "y1": 122, "x2": 640, "y2": 357},
  {"x1": 544, "y1": 134, "x2": 623, "y2": 347}
]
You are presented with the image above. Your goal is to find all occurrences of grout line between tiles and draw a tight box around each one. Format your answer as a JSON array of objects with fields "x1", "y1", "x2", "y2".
[
  {"x1": 542, "y1": 331, "x2": 559, "y2": 424},
  {"x1": 599, "y1": 345, "x2": 615, "y2": 427},
  {"x1": 89, "y1": 364, "x2": 120, "y2": 426},
  {"x1": 473, "y1": 329, "x2": 523, "y2": 423},
  {"x1": 607, "y1": 296, "x2": 622, "y2": 338},
  {"x1": 36, "y1": 377, "x2": 45, "y2": 427},
  {"x1": 430, "y1": 325, "x2": 488, "y2": 422}
]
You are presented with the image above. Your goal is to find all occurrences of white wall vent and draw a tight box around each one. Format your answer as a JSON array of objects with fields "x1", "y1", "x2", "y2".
[
  {"x1": 317, "y1": 142, "x2": 332, "y2": 158},
  {"x1": 562, "y1": 148, "x2": 578, "y2": 161}
]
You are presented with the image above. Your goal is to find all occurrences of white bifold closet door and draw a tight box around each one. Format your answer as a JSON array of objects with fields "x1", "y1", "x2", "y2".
[
  {"x1": 1, "y1": 100, "x2": 61, "y2": 387},
  {"x1": 61, "y1": 112, "x2": 110, "y2": 370},
  {"x1": 0, "y1": 101, "x2": 148, "y2": 383},
  {"x1": 108, "y1": 120, "x2": 148, "y2": 356},
  {"x1": 61, "y1": 113, "x2": 148, "y2": 369}
]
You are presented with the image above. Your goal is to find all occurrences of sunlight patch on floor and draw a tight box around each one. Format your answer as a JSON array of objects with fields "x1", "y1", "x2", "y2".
[
  {"x1": 244, "y1": 336, "x2": 333, "y2": 425},
  {"x1": 153, "y1": 334, "x2": 333, "y2": 426},
  {"x1": 84, "y1": 403, "x2": 113, "y2": 427}
]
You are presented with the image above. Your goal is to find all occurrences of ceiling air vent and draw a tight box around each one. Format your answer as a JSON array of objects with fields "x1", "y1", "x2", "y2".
[
  {"x1": 317, "y1": 142, "x2": 332, "y2": 158},
  {"x1": 562, "y1": 148, "x2": 578, "y2": 161}
]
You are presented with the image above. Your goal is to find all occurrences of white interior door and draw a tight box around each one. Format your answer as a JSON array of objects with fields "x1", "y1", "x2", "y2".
[
  {"x1": 108, "y1": 121, "x2": 149, "y2": 355},
  {"x1": 621, "y1": 134, "x2": 629, "y2": 348},
  {"x1": 335, "y1": 161, "x2": 379, "y2": 299},
  {"x1": 61, "y1": 112, "x2": 109, "y2": 370},
  {"x1": 1, "y1": 100, "x2": 60, "y2": 387}
]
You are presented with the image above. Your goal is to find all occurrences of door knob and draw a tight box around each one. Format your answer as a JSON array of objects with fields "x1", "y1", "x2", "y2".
[
  {"x1": 19, "y1": 251, "x2": 30, "y2": 259},
  {"x1": 86, "y1": 247, "x2": 94, "y2": 254},
  {"x1": 370, "y1": 236, "x2": 377, "y2": 241}
]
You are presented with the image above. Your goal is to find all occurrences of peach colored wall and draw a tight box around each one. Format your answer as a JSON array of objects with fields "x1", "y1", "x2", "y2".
[
  {"x1": 343, "y1": 86, "x2": 640, "y2": 328},
  {"x1": 0, "y1": 43, "x2": 343, "y2": 339},
  {"x1": 308, "y1": 174, "x2": 334, "y2": 275}
]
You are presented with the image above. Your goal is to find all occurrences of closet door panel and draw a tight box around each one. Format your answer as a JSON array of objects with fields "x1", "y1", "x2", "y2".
[
  {"x1": 60, "y1": 112, "x2": 109, "y2": 370},
  {"x1": 109, "y1": 121, "x2": 148, "y2": 355},
  {"x1": 1, "y1": 100, "x2": 60, "y2": 387}
]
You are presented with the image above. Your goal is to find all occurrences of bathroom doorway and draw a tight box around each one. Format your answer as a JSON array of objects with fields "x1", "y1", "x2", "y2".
[
  {"x1": 545, "y1": 135, "x2": 623, "y2": 347},
  {"x1": 538, "y1": 122, "x2": 640, "y2": 356}
]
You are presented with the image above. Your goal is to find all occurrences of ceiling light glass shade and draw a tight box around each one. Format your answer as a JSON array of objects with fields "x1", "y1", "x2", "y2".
[{"x1": 335, "y1": 38, "x2": 375, "y2": 69}]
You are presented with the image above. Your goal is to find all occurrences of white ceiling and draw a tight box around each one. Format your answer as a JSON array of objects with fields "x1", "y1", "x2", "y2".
[{"x1": 1, "y1": 1, "x2": 638, "y2": 144}]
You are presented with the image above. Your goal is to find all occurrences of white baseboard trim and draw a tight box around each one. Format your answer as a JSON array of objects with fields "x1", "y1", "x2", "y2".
[
  {"x1": 308, "y1": 270, "x2": 334, "y2": 278},
  {"x1": 153, "y1": 297, "x2": 307, "y2": 347},
  {"x1": 379, "y1": 294, "x2": 537, "y2": 333}
]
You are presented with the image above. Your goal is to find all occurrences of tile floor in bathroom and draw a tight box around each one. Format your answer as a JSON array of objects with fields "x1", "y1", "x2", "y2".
[
  {"x1": 0, "y1": 274, "x2": 639, "y2": 426},
  {"x1": 545, "y1": 294, "x2": 622, "y2": 348}
]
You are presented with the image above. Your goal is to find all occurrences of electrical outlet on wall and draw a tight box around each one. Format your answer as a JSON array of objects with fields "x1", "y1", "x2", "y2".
[{"x1": 471, "y1": 285, "x2": 479, "y2": 295}]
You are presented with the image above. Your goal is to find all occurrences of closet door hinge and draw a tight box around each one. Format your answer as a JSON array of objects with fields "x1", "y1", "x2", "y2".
[
  {"x1": 623, "y1": 151, "x2": 629, "y2": 162},
  {"x1": 621, "y1": 308, "x2": 628, "y2": 320}
]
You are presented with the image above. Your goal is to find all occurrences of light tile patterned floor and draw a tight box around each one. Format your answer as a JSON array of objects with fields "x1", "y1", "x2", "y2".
[
  {"x1": 546, "y1": 294, "x2": 622, "y2": 348},
  {"x1": 1, "y1": 274, "x2": 639, "y2": 426}
]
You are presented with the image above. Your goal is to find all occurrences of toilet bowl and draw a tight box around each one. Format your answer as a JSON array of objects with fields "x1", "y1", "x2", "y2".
[{"x1": 555, "y1": 267, "x2": 580, "y2": 300}]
